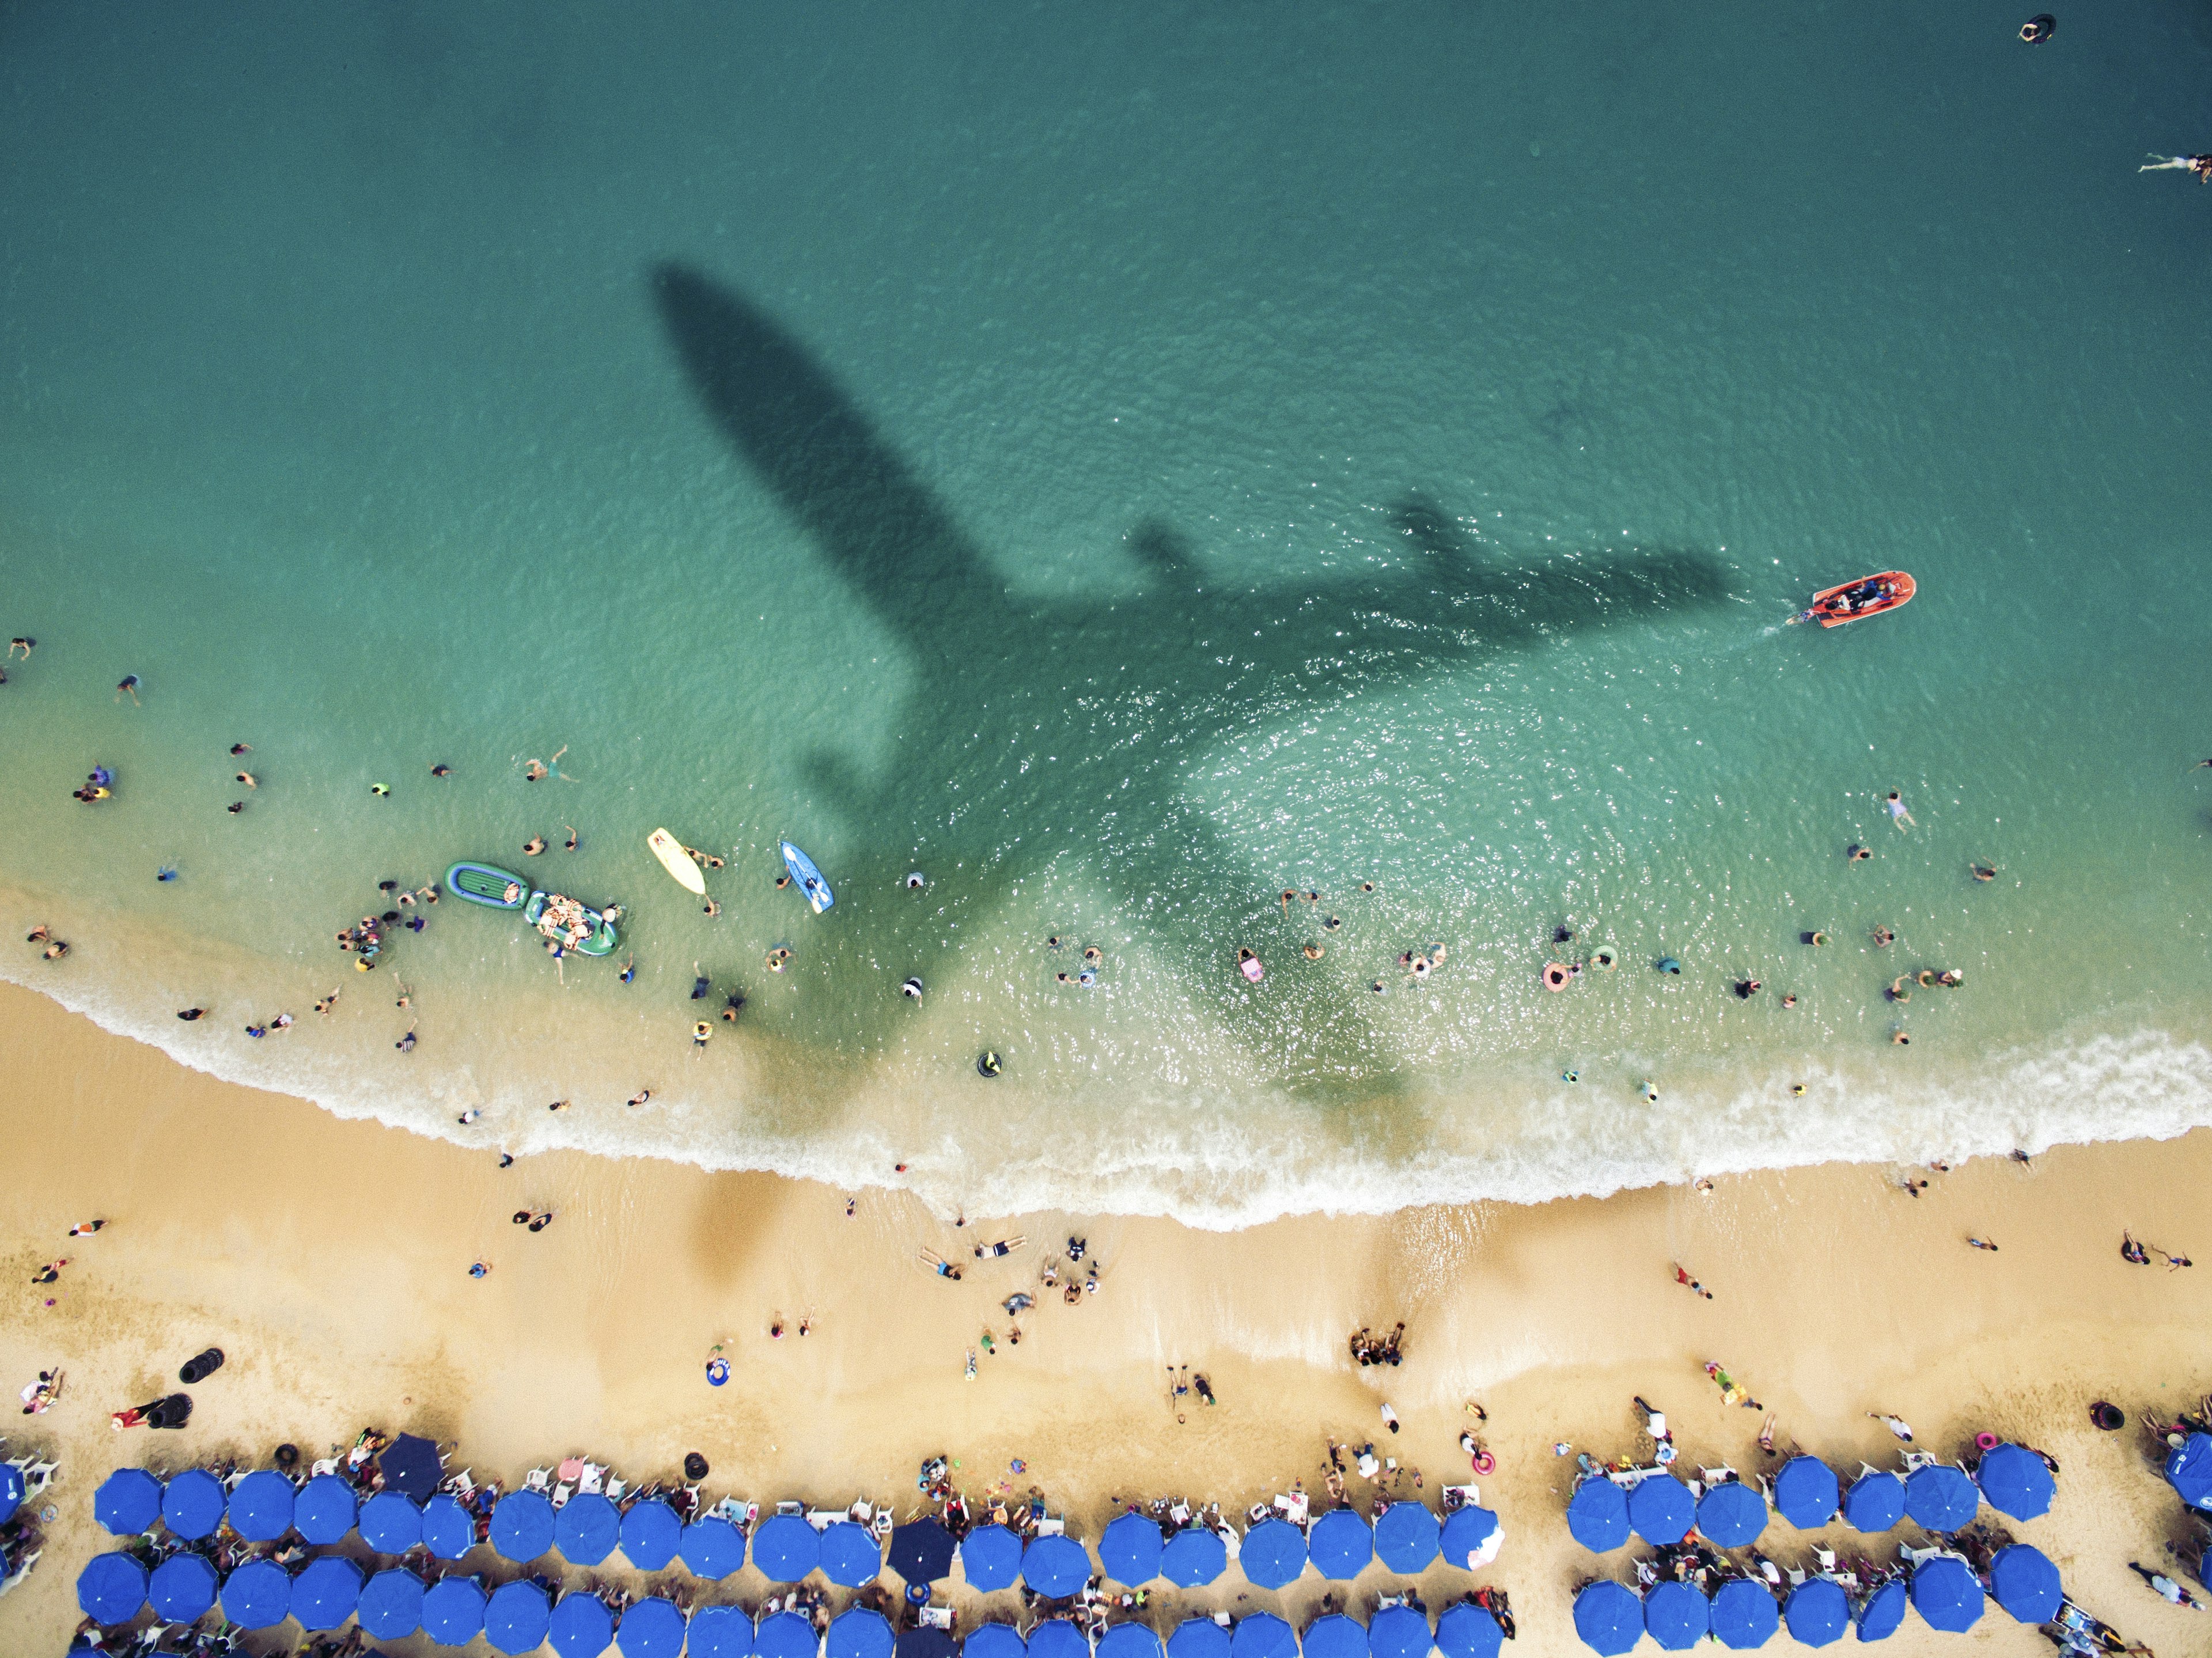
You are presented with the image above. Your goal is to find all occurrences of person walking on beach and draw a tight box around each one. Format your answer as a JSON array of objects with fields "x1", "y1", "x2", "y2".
[
  {"x1": 1869, "y1": 1412, "x2": 1914, "y2": 1441},
  {"x1": 2128, "y1": 1561, "x2": 2206, "y2": 1608},
  {"x1": 1966, "y1": 1236, "x2": 1999, "y2": 1251}
]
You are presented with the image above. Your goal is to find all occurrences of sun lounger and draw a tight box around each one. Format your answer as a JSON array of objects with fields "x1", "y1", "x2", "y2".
[
  {"x1": 1441, "y1": 1484, "x2": 1478, "y2": 1511},
  {"x1": 921, "y1": 1606, "x2": 955, "y2": 1630},
  {"x1": 525, "y1": 1468, "x2": 552, "y2": 1493},
  {"x1": 1812, "y1": 1547, "x2": 1836, "y2": 1570},
  {"x1": 807, "y1": 1508, "x2": 844, "y2": 1531},
  {"x1": 1036, "y1": 1516, "x2": 1066, "y2": 1536},
  {"x1": 21, "y1": 1462, "x2": 55, "y2": 1494},
  {"x1": 1274, "y1": 1492, "x2": 1309, "y2": 1525},
  {"x1": 1169, "y1": 1500, "x2": 1191, "y2": 1527},
  {"x1": 579, "y1": 1463, "x2": 605, "y2": 1494},
  {"x1": 1899, "y1": 1451, "x2": 1936, "y2": 1474},
  {"x1": 552, "y1": 1481, "x2": 574, "y2": 1508},
  {"x1": 605, "y1": 1476, "x2": 626, "y2": 1501},
  {"x1": 776, "y1": 1499, "x2": 805, "y2": 1517}
]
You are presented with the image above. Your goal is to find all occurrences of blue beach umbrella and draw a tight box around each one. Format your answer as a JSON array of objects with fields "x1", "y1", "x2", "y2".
[
  {"x1": 1571, "y1": 1581, "x2": 1641, "y2": 1657},
  {"x1": 1099, "y1": 1623, "x2": 1165, "y2": 1658},
  {"x1": 1854, "y1": 1581, "x2": 1908, "y2": 1643},
  {"x1": 682, "y1": 1515, "x2": 749, "y2": 1579},
  {"x1": 221, "y1": 1557, "x2": 292, "y2": 1629},
  {"x1": 889, "y1": 1517, "x2": 957, "y2": 1583},
  {"x1": 1771, "y1": 1458, "x2": 1838, "y2": 1529},
  {"x1": 1627, "y1": 1473, "x2": 1695, "y2": 1545},
  {"x1": 488, "y1": 1579, "x2": 554, "y2": 1656},
  {"x1": 755, "y1": 1512, "x2": 823, "y2": 1581},
  {"x1": 423, "y1": 1492, "x2": 478, "y2": 1559},
  {"x1": 1375, "y1": 1502, "x2": 1441, "y2": 1573},
  {"x1": 359, "y1": 1490, "x2": 425, "y2": 1553},
  {"x1": 379, "y1": 1432, "x2": 445, "y2": 1499},
  {"x1": 1304, "y1": 1613, "x2": 1366, "y2": 1658},
  {"x1": 149, "y1": 1551, "x2": 219, "y2": 1621},
  {"x1": 1438, "y1": 1505, "x2": 1498, "y2": 1569},
  {"x1": 831, "y1": 1607, "x2": 896, "y2": 1658},
  {"x1": 1369, "y1": 1603, "x2": 1433, "y2": 1658},
  {"x1": 620, "y1": 1498, "x2": 683, "y2": 1570},
  {"x1": 1841, "y1": 1471, "x2": 1904, "y2": 1533},
  {"x1": 551, "y1": 1591, "x2": 616, "y2": 1658},
  {"x1": 2166, "y1": 1431, "x2": 2212, "y2": 1509},
  {"x1": 1309, "y1": 1509, "x2": 1373, "y2": 1579},
  {"x1": 1029, "y1": 1620, "x2": 1090, "y2": 1658},
  {"x1": 161, "y1": 1467, "x2": 226, "y2": 1539},
  {"x1": 900, "y1": 1632, "x2": 958, "y2": 1658},
  {"x1": 1238, "y1": 1518, "x2": 1307, "y2": 1588},
  {"x1": 1433, "y1": 1604, "x2": 1502, "y2": 1658},
  {"x1": 1645, "y1": 1580, "x2": 1708, "y2": 1651},
  {"x1": 757, "y1": 1609, "x2": 823, "y2": 1658},
  {"x1": 291, "y1": 1554, "x2": 363, "y2": 1631},
  {"x1": 1101, "y1": 1512, "x2": 1165, "y2": 1585},
  {"x1": 1161, "y1": 1526, "x2": 1228, "y2": 1587},
  {"x1": 1903, "y1": 1464, "x2": 1978, "y2": 1531},
  {"x1": 619, "y1": 1596, "x2": 690, "y2": 1658},
  {"x1": 1023, "y1": 1533, "x2": 1092, "y2": 1597},
  {"x1": 493, "y1": 1487, "x2": 557, "y2": 1562},
  {"x1": 1169, "y1": 1618, "x2": 1230, "y2": 1658},
  {"x1": 1911, "y1": 1555, "x2": 1983, "y2": 1632},
  {"x1": 1782, "y1": 1578, "x2": 1847, "y2": 1648},
  {"x1": 690, "y1": 1603, "x2": 756, "y2": 1658},
  {"x1": 0, "y1": 1462, "x2": 20, "y2": 1525},
  {"x1": 962, "y1": 1522, "x2": 1024, "y2": 1589},
  {"x1": 1567, "y1": 1478, "x2": 1630, "y2": 1551},
  {"x1": 1230, "y1": 1611, "x2": 1296, "y2": 1658},
  {"x1": 1695, "y1": 1482, "x2": 1766, "y2": 1549},
  {"x1": 1709, "y1": 1579, "x2": 1778, "y2": 1650},
  {"x1": 1977, "y1": 1444, "x2": 2056, "y2": 1521},
  {"x1": 967, "y1": 1625, "x2": 1028, "y2": 1658},
  {"x1": 557, "y1": 1490, "x2": 623, "y2": 1565},
  {"x1": 822, "y1": 1519, "x2": 884, "y2": 1587},
  {"x1": 423, "y1": 1574, "x2": 488, "y2": 1645},
  {"x1": 228, "y1": 1468, "x2": 296, "y2": 1541},
  {"x1": 294, "y1": 1471, "x2": 358, "y2": 1544},
  {"x1": 359, "y1": 1566, "x2": 426, "y2": 1639},
  {"x1": 76, "y1": 1552, "x2": 148, "y2": 1623},
  {"x1": 94, "y1": 1467, "x2": 163, "y2": 1535},
  {"x1": 1990, "y1": 1544, "x2": 2062, "y2": 1623}
]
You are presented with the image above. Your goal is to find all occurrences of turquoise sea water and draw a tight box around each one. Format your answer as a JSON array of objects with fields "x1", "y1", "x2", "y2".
[{"x1": 5, "y1": 2, "x2": 2212, "y2": 1224}]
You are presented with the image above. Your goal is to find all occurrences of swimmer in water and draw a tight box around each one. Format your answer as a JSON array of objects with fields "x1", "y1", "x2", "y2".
[
  {"x1": 2141, "y1": 153, "x2": 2212, "y2": 183},
  {"x1": 228, "y1": 801, "x2": 246, "y2": 814},
  {"x1": 564, "y1": 826, "x2": 578, "y2": 851},
  {"x1": 1971, "y1": 862, "x2": 1997, "y2": 881},
  {"x1": 1847, "y1": 844, "x2": 1870, "y2": 862},
  {"x1": 1891, "y1": 1029, "x2": 1911, "y2": 1046},
  {"x1": 722, "y1": 991, "x2": 744, "y2": 1021},
  {"x1": 775, "y1": 874, "x2": 791, "y2": 890},
  {"x1": 703, "y1": 898, "x2": 721, "y2": 918},
  {"x1": 1885, "y1": 790, "x2": 1915, "y2": 829},
  {"x1": 523, "y1": 836, "x2": 546, "y2": 856},
  {"x1": 627, "y1": 1089, "x2": 652, "y2": 1107},
  {"x1": 369, "y1": 783, "x2": 389, "y2": 796},
  {"x1": 396, "y1": 1028, "x2": 416, "y2": 1051},
  {"x1": 116, "y1": 674, "x2": 140, "y2": 704},
  {"x1": 1083, "y1": 946, "x2": 1102, "y2": 963},
  {"x1": 1734, "y1": 979, "x2": 1761, "y2": 998},
  {"x1": 1873, "y1": 925, "x2": 1895, "y2": 947},
  {"x1": 157, "y1": 866, "x2": 177, "y2": 883},
  {"x1": 692, "y1": 970, "x2": 710, "y2": 1000},
  {"x1": 1323, "y1": 915, "x2": 1341, "y2": 930},
  {"x1": 767, "y1": 949, "x2": 789, "y2": 973},
  {"x1": 7, "y1": 638, "x2": 32, "y2": 658},
  {"x1": 1281, "y1": 890, "x2": 1297, "y2": 912},
  {"x1": 229, "y1": 743, "x2": 250, "y2": 756},
  {"x1": 1304, "y1": 944, "x2": 1324, "y2": 960},
  {"x1": 431, "y1": 763, "x2": 450, "y2": 777},
  {"x1": 619, "y1": 955, "x2": 635, "y2": 984},
  {"x1": 1888, "y1": 976, "x2": 1911, "y2": 1002}
]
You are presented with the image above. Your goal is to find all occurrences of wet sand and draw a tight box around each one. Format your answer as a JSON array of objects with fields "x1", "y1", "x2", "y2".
[{"x1": 2, "y1": 979, "x2": 2209, "y2": 1653}]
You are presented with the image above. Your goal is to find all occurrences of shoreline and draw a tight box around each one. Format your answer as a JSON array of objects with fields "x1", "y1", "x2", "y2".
[{"x1": 2, "y1": 981, "x2": 2210, "y2": 1653}]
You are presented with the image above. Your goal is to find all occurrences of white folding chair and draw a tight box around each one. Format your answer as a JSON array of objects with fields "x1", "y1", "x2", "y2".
[
  {"x1": 807, "y1": 1508, "x2": 843, "y2": 1531},
  {"x1": 606, "y1": 1476, "x2": 627, "y2": 1501},
  {"x1": 1036, "y1": 1516, "x2": 1066, "y2": 1536},
  {"x1": 871, "y1": 1509, "x2": 893, "y2": 1540},
  {"x1": 524, "y1": 1468, "x2": 552, "y2": 1493},
  {"x1": 1169, "y1": 1501, "x2": 1191, "y2": 1526},
  {"x1": 776, "y1": 1499, "x2": 805, "y2": 1517},
  {"x1": 22, "y1": 1462, "x2": 56, "y2": 1495},
  {"x1": 580, "y1": 1463, "x2": 605, "y2": 1494},
  {"x1": 310, "y1": 1458, "x2": 339, "y2": 1478},
  {"x1": 552, "y1": 1481, "x2": 574, "y2": 1508}
]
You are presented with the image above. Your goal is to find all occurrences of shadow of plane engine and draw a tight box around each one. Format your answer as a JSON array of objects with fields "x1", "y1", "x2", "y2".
[{"x1": 652, "y1": 262, "x2": 1730, "y2": 1082}]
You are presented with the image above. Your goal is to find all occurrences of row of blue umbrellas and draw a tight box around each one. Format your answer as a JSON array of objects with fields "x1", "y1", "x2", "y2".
[
  {"x1": 89, "y1": 1468, "x2": 1495, "y2": 1593},
  {"x1": 1565, "y1": 1448, "x2": 2051, "y2": 1553},
  {"x1": 1569, "y1": 1546, "x2": 2062, "y2": 1654},
  {"x1": 75, "y1": 1549, "x2": 1506, "y2": 1658}
]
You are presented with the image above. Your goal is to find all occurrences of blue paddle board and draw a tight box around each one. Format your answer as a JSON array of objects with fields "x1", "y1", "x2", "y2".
[{"x1": 780, "y1": 841, "x2": 834, "y2": 914}]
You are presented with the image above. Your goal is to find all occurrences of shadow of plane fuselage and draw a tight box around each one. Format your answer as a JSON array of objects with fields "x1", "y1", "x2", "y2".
[{"x1": 652, "y1": 263, "x2": 1730, "y2": 1083}]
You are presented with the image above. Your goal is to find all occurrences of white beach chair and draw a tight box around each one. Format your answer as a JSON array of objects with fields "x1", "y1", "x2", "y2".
[
  {"x1": 524, "y1": 1468, "x2": 552, "y2": 1493},
  {"x1": 776, "y1": 1499, "x2": 805, "y2": 1518},
  {"x1": 1245, "y1": 1504, "x2": 1270, "y2": 1525},
  {"x1": 1899, "y1": 1451, "x2": 1936, "y2": 1474},
  {"x1": 871, "y1": 1508, "x2": 894, "y2": 1540},
  {"x1": 606, "y1": 1476, "x2": 627, "y2": 1501},
  {"x1": 711, "y1": 1497, "x2": 747, "y2": 1523},
  {"x1": 552, "y1": 1481, "x2": 574, "y2": 1508},
  {"x1": 921, "y1": 1606, "x2": 954, "y2": 1631},
  {"x1": 1785, "y1": 1566, "x2": 1807, "y2": 1587},
  {"x1": 580, "y1": 1463, "x2": 605, "y2": 1494},
  {"x1": 310, "y1": 1458, "x2": 339, "y2": 1478},
  {"x1": 22, "y1": 1462, "x2": 56, "y2": 1495},
  {"x1": 807, "y1": 1508, "x2": 844, "y2": 1531},
  {"x1": 1699, "y1": 1465, "x2": 1736, "y2": 1487},
  {"x1": 443, "y1": 1469, "x2": 474, "y2": 1498},
  {"x1": 1274, "y1": 1492, "x2": 1309, "y2": 1525},
  {"x1": 1169, "y1": 1501, "x2": 1192, "y2": 1527},
  {"x1": 1812, "y1": 1547, "x2": 1836, "y2": 1572},
  {"x1": 1036, "y1": 1516, "x2": 1066, "y2": 1536}
]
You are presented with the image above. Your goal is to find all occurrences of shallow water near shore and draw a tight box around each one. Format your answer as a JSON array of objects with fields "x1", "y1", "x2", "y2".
[{"x1": 4, "y1": 2, "x2": 2212, "y2": 1222}]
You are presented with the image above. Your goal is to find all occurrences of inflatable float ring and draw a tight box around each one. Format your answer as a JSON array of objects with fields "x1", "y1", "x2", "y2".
[
  {"x1": 905, "y1": 871, "x2": 926, "y2": 889},
  {"x1": 1471, "y1": 1449, "x2": 1496, "y2": 1475},
  {"x1": 1541, "y1": 963, "x2": 1570, "y2": 991},
  {"x1": 1975, "y1": 1431, "x2": 1999, "y2": 1452},
  {"x1": 976, "y1": 1051, "x2": 1003, "y2": 1077},
  {"x1": 1591, "y1": 948, "x2": 1617, "y2": 972},
  {"x1": 2020, "y1": 13, "x2": 2054, "y2": 43}
]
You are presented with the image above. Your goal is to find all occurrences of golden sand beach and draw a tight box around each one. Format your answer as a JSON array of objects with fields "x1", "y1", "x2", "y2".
[{"x1": 2, "y1": 979, "x2": 2209, "y2": 1653}]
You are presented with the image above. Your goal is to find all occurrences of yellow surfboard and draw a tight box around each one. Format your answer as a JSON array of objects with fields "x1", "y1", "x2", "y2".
[{"x1": 647, "y1": 828, "x2": 707, "y2": 896}]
